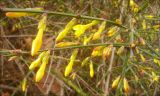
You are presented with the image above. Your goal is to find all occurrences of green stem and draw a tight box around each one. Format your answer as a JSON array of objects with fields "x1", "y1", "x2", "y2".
[
  {"x1": 1, "y1": 8, "x2": 127, "y2": 28},
  {"x1": 0, "y1": 43, "x2": 129, "y2": 54}
]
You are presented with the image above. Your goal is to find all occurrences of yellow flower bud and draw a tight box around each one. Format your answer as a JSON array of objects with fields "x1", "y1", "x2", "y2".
[
  {"x1": 35, "y1": 51, "x2": 50, "y2": 82},
  {"x1": 81, "y1": 57, "x2": 90, "y2": 67},
  {"x1": 91, "y1": 46, "x2": 104, "y2": 57},
  {"x1": 123, "y1": 78, "x2": 130, "y2": 94},
  {"x1": 56, "y1": 18, "x2": 77, "y2": 42},
  {"x1": 64, "y1": 62, "x2": 73, "y2": 77},
  {"x1": 117, "y1": 46, "x2": 125, "y2": 55},
  {"x1": 142, "y1": 20, "x2": 147, "y2": 30},
  {"x1": 89, "y1": 61, "x2": 94, "y2": 78},
  {"x1": 115, "y1": 19, "x2": 122, "y2": 25},
  {"x1": 31, "y1": 15, "x2": 47, "y2": 56},
  {"x1": 140, "y1": 54, "x2": 146, "y2": 62},
  {"x1": 154, "y1": 59, "x2": 160, "y2": 66},
  {"x1": 152, "y1": 71, "x2": 159, "y2": 82},
  {"x1": 64, "y1": 49, "x2": 78, "y2": 77},
  {"x1": 112, "y1": 76, "x2": 120, "y2": 89},
  {"x1": 71, "y1": 73, "x2": 76, "y2": 80},
  {"x1": 145, "y1": 15, "x2": 154, "y2": 19},
  {"x1": 55, "y1": 42, "x2": 78, "y2": 48},
  {"x1": 21, "y1": 78, "x2": 27, "y2": 92},
  {"x1": 6, "y1": 8, "x2": 44, "y2": 18},
  {"x1": 29, "y1": 52, "x2": 46, "y2": 70},
  {"x1": 6, "y1": 12, "x2": 28, "y2": 18},
  {"x1": 107, "y1": 27, "x2": 117, "y2": 37},
  {"x1": 102, "y1": 45, "x2": 113, "y2": 59},
  {"x1": 92, "y1": 21, "x2": 106, "y2": 40},
  {"x1": 83, "y1": 34, "x2": 93, "y2": 45},
  {"x1": 35, "y1": 64, "x2": 45, "y2": 82}
]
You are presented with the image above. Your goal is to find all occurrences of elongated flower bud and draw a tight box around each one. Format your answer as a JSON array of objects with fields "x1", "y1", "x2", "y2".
[
  {"x1": 56, "y1": 18, "x2": 77, "y2": 42},
  {"x1": 21, "y1": 78, "x2": 27, "y2": 92},
  {"x1": 89, "y1": 61, "x2": 94, "y2": 78},
  {"x1": 31, "y1": 15, "x2": 47, "y2": 56},
  {"x1": 140, "y1": 54, "x2": 146, "y2": 62},
  {"x1": 123, "y1": 78, "x2": 130, "y2": 94},
  {"x1": 64, "y1": 62, "x2": 73, "y2": 77},
  {"x1": 29, "y1": 52, "x2": 46, "y2": 70},
  {"x1": 64, "y1": 49, "x2": 78, "y2": 77},
  {"x1": 55, "y1": 42, "x2": 78, "y2": 48},
  {"x1": 35, "y1": 51, "x2": 50, "y2": 82},
  {"x1": 112, "y1": 76, "x2": 120, "y2": 89},
  {"x1": 6, "y1": 12, "x2": 28, "y2": 18}
]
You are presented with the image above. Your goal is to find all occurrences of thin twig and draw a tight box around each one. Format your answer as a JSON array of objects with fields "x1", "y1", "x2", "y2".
[{"x1": 104, "y1": 47, "x2": 115, "y2": 96}]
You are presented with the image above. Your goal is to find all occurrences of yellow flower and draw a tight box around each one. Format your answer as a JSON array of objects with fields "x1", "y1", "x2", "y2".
[
  {"x1": 89, "y1": 61, "x2": 94, "y2": 78},
  {"x1": 31, "y1": 15, "x2": 47, "y2": 56},
  {"x1": 91, "y1": 46, "x2": 104, "y2": 57},
  {"x1": 92, "y1": 21, "x2": 106, "y2": 40},
  {"x1": 102, "y1": 45, "x2": 113, "y2": 59},
  {"x1": 107, "y1": 27, "x2": 117, "y2": 37},
  {"x1": 73, "y1": 20, "x2": 99, "y2": 37},
  {"x1": 152, "y1": 71, "x2": 159, "y2": 82},
  {"x1": 123, "y1": 78, "x2": 130, "y2": 94},
  {"x1": 112, "y1": 76, "x2": 120, "y2": 89},
  {"x1": 21, "y1": 78, "x2": 27, "y2": 92},
  {"x1": 55, "y1": 18, "x2": 77, "y2": 42}
]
